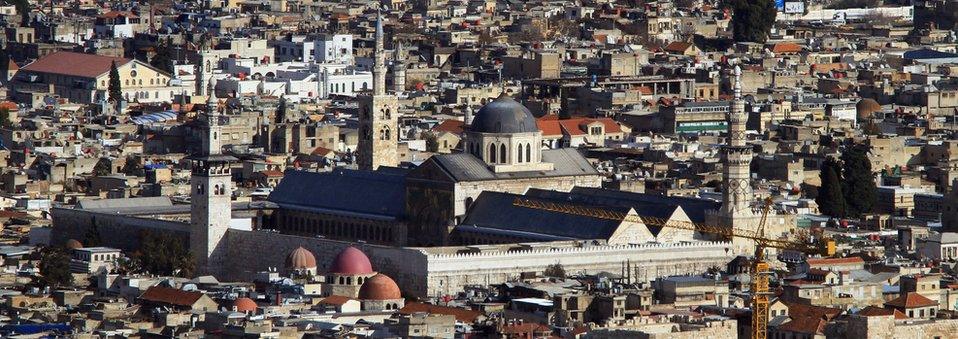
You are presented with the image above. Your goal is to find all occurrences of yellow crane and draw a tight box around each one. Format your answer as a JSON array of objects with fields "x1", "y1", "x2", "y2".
[{"x1": 511, "y1": 197, "x2": 836, "y2": 339}]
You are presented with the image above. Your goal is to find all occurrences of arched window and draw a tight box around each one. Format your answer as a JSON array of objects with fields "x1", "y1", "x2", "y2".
[
  {"x1": 384, "y1": 108, "x2": 391, "y2": 119},
  {"x1": 499, "y1": 144, "x2": 506, "y2": 163},
  {"x1": 339, "y1": 277, "x2": 344, "y2": 284},
  {"x1": 488, "y1": 144, "x2": 496, "y2": 163},
  {"x1": 526, "y1": 142, "x2": 532, "y2": 162},
  {"x1": 465, "y1": 197, "x2": 474, "y2": 211},
  {"x1": 517, "y1": 144, "x2": 524, "y2": 163},
  {"x1": 213, "y1": 185, "x2": 220, "y2": 195},
  {"x1": 213, "y1": 132, "x2": 218, "y2": 140}
]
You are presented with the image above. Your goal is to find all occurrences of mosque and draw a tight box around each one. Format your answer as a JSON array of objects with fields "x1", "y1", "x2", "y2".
[{"x1": 50, "y1": 14, "x2": 762, "y2": 298}]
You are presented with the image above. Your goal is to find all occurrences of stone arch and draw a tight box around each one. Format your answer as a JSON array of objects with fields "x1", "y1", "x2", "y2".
[
  {"x1": 526, "y1": 142, "x2": 532, "y2": 162},
  {"x1": 499, "y1": 143, "x2": 506, "y2": 163},
  {"x1": 488, "y1": 143, "x2": 497, "y2": 163},
  {"x1": 517, "y1": 144, "x2": 524, "y2": 163}
]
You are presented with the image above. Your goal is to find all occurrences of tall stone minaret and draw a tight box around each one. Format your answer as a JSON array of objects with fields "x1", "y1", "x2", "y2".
[
  {"x1": 189, "y1": 78, "x2": 236, "y2": 278},
  {"x1": 719, "y1": 66, "x2": 755, "y2": 252},
  {"x1": 357, "y1": 11, "x2": 399, "y2": 171},
  {"x1": 195, "y1": 39, "x2": 214, "y2": 97}
]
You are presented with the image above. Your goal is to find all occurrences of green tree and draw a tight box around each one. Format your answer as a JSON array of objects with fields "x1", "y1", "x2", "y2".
[
  {"x1": 0, "y1": 107, "x2": 12, "y2": 128},
  {"x1": 544, "y1": 262, "x2": 566, "y2": 278},
  {"x1": 728, "y1": 0, "x2": 778, "y2": 43},
  {"x1": 108, "y1": 61, "x2": 122, "y2": 103},
  {"x1": 841, "y1": 144, "x2": 877, "y2": 217},
  {"x1": 149, "y1": 37, "x2": 174, "y2": 73},
  {"x1": 135, "y1": 230, "x2": 195, "y2": 277},
  {"x1": 816, "y1": 157, "x2": 846, "y2": 218},
  {"x1": 423, "y1": 132, "x2": 439, "y2": 152},
  {"x1": 82, "y1": 224, "x2": 102, "y2": 248},
  {"x1": 36, "y1": 246, "x2": 73, "y2": 288}
]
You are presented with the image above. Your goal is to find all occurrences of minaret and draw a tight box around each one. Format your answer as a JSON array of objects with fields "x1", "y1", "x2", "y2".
[
  {"x1": 189, "y1": 78, "x2": 236, "y2": 278},
  {"x1": 391, "y1": 41, "x2": 406, "y2": 93},
  {"x1": 720, "y1": 66, "x2": 755, "y2": 251},
  {"x1": 195, "y1": 39, "x2": 214, "y2": 97},
  {"x1": 357, "y1": 11, "x2": 399, "y2": 171}
]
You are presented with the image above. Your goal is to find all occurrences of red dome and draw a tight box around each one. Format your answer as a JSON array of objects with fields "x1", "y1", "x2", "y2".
[
  {"x1": 330, "y1": 246, "x2": 373, "y2": 275},
  {"x1": 286, "y1": 246, "x2": 317, "y2": 269},
  {"x1": 358, "y1": 274, "x2": 402, "y2": 300},
  {"x1": 233, "y1": 297, "x2": 257, "y2": 313}
]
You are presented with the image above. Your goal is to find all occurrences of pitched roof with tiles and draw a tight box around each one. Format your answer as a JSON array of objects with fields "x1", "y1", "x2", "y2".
[
  {"x1": 139, "y1": 286, "x2": 205, "y2": 307},
  {"x1": 858, "y1": 306, "x2": 908, "y2": 319},
  {"x1": 536, "y1": 117, "x2": 623, "y2": 138},
  {"x1": 400, "y1": 302, "x2": 483, "y2": 323},
  {"x1": 771, "y1": 42, "x2": 803, "y2": 54},
  {"x1": 433, "y1": 119, "x2": 465, "y2": 134},
  {"x1": 806, "y1": 257, "x2": 864, "y2": 266},
  {"x1": 885, "y1": 292, "x2": 938, "y2": 309},
  {"x1": 778, "y1": 315, "x2": 826, "y2": 335},
  {"x1": 664, "y1": 41, "x2": 693, "y2": 53},
  {"x1": 21, "y1": 51, "x2": 132, "y2": 79}
]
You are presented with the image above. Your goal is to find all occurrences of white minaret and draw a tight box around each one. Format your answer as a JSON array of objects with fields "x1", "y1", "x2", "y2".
[
  {"x1": 195, "y1": 39, "x2": 215, "y2": 97},
  {"x1": 719, "y1": 66, "x2": 756, "y2": 252},
  {"x1": 189, "y1": 78, "x2": 236, "y2": 278},
  {"x1": 357, "y1": 11, "x2": 399, "y2": 171}
]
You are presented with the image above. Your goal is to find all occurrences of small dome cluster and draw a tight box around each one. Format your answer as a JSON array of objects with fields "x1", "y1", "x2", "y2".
[{"x1": 856, "y1": 98, "x2": 881, "y2": 120}]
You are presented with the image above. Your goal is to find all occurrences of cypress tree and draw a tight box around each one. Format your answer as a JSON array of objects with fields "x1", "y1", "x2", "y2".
[
  {"x1": 841, "y1": 144, "x2": 877, "y2": 217},
  {"x1": 150, "y1": 37, "x2": 174, "y2": 73},
  {"x1": 728, "y1": 0, "x2": 778, "y2": 43},
  {"x1": 108, "y1": 61, "x2": 122, "y2": 103},
  {"x1": 816, "y1": 157, "x2": 846, "y2": 218}
]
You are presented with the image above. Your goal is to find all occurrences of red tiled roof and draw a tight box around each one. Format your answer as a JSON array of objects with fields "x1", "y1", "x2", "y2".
[
  {"x1": 778, "y1": 315, "x2": 826, "y2": 335},
  {"x1": 885, "y1": 292, "x2": 938, "y2": 309},
  {"x1": 258, "y1": 170, "x2": 284, "y2": 177},
  {"x1": 536, "y1": 117, "x2": 623, "y2": 137},
  {"x1": 433, "y1": 119, "x2": 465, "y2": 134},
  {"x1": 99, "y1": 11, "x2": 138, "y2": 19},
  {"x1": 139, "y1": 286, "x2": 205, "y2": 307},
  {"x1": 785, "y1": 302, "x2": 841, "y2": 320},
  {"x1": 664, "y1": 41, "x2": 693, "y2": 53},
  {"x1": 21, "y1": 51, "x2": 131, "y2": 79},
  {"x1": 772, "y1": 42, "x2": 803, "y2": 54},
  {"x1": 310, "y1": 146, "x2": 335, "y2": 156},
  {"x1": 400, "y1": 302, "x2": 483, "y2": 323},
  {"x1": 858, "y1": 306, "x2": 908, "y2": 319}
]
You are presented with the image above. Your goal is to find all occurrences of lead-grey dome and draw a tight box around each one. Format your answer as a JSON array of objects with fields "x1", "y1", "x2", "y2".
[{"x1": 469, "y1": 95, "x2": 539, "y2": 134}]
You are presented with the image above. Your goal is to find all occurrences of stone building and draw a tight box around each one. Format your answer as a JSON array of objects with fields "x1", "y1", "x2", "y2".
[{"x1": 357, "y1": 12, "x2": 399, "y2": 171}]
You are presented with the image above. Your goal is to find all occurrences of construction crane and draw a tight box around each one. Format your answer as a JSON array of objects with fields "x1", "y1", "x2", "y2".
[{"x1": 511, "y1": 197, "x2": 836, "y2": 339}]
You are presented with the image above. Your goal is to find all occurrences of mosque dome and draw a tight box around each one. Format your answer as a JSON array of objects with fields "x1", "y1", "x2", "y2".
[
  {"x1": 330, "y1": 246, "x2": 374, "y2": 275},
  {"x1": 232, "y1": 297, "x2": 257, "y2": 313},
  {"x1": 856, "y1": 98, "x2": 881, "y2": 120},
  {"x1": 358, "y1": 274, "x2": 402, "y2": 300},
  {"x1": 469, "y1": 94, "x2": 539, "y2": 134},
  {"x1": 66, "y1": 239, "x2": 83, "y2": 250},
  {"x1": 285, "y1": 247, "x2": 317, "y2": 269}
]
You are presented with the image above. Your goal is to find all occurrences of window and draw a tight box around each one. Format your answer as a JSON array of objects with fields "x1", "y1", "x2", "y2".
[
  {"x1": 526, "y1": 143, "x2": 532, "y2": 162},
  {"x1": 499, "y1": 144, "x2": 506, "y2": 163},
  {"x1": 517, "y1": 144, "x2": 523, "y2": 163},
  {"x1": 489, "y1": 144, "x2": 496, "y2": 163}
]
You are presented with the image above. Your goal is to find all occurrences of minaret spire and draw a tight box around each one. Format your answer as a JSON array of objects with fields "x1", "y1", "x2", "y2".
[{"x1": 373, "y1": 9, "x2": 386, "y2": 96}]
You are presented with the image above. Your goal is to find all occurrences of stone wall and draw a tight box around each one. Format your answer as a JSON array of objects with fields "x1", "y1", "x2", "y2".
[
  {"x1": 50, "y1": 207, "x2": 190, "y2": 251},
  {"x1": 422, "y1": 241, "x2": 735, "y2": 298}
]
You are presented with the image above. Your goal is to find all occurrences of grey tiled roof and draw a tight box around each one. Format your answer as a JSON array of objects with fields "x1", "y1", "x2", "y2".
[
  {"x1": 458, "y1": 191, "x2": 630, "y2": 240},
  {"x1": 430, "y1": 148, "x2": 599, "y2": 182},
  {"x1": 267, "y1": 168, "x2": 406, "y2": 219}
]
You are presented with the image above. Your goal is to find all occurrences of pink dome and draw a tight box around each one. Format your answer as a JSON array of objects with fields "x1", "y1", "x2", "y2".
[
  {"x1": 233, "y1": 297, "x2": 257, "y2": 313},
  {"x1": 330, "y1": 246, "x2": 374, "y2": 275}
]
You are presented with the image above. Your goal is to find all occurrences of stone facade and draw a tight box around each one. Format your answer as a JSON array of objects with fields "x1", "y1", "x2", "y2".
[
  {"x1": 357, "y1": 13, "x2": 398, "y2": 171},
  {"x1": 51, "y1": 207, "x2": 190, "y2": 251}
]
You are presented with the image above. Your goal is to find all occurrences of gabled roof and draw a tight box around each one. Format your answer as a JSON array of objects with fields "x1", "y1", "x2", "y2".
[
  {"x1": 267, "y1": 168, "x2": 406, "y2": 219},
  {"x1": 858, "y1": 306, "x2": 907, "y2": 319},
  {"x1": 139, "y1": 286, "x2": 205, "y2": 307},
  {"x1": 433, "y1": 119, "x2": 465, "y2": 134},
  {"x1": 423, "y1": 148, "x2": 598, "y2": 182},
  {"x1": 664, "y1": 41, "x2": 694, "y2": 53},
  {"x1": 536, "y1": 116, "x2": 623, "y2": 138},
  {"x1": 778, "y1": 315, "x2": 825, "y2": 335},
  {"x1": 771, "y1": 42, "x2": 803, "y2": 54},
  {"x1": 459, "y1": 191, "x2": 630, "y2": 240},
  {"x1": 885, "y1": 292, "x2": 938, "y2": 309},
  {"x1": 21, "y1": 51, "x2": 131, "y2": 79},
  {"x1": 561, "y1": 186, "x2": 720, "y2": 223}
]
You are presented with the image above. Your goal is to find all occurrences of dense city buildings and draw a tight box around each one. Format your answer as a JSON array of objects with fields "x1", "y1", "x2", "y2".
[{"x1": 0, "y1": 0, "x2": 958, "y2": 338}]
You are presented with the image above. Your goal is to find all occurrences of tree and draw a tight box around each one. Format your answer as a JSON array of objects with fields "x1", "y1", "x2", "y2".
[
  {"x1": 544, "y1": 262, "x2": 566, "y2": 279},
  {"x1": 83, "y1": 224, "x2": 102, "y2": 248},
  {"x1": 0, "y1": 107, "x2": 12, "y2": 128},
  {"x1": 816, "y1": 157, "x2": 846, "y2": 218},
  {"x1": 728, "y1": 0, "x2": 778, "y2": 43},
  {"x1": 108, "y1": 61, "x2": 122, "y2": 103},
  {"x1": 36, "y1": 246, "x2": 73, "y2": 288},
  {"x1": 135, "y1": 230, "x2": 195, "y2": 277},
  {"x1": 423, "y1": 132, "x2": 439, "y2": 152},
  {"x1": 150, "y1": 37, "x2": 174, "y2": 74},
  {"x1": 841, "y1": 144, "x2": 877, "y2": 217}
]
